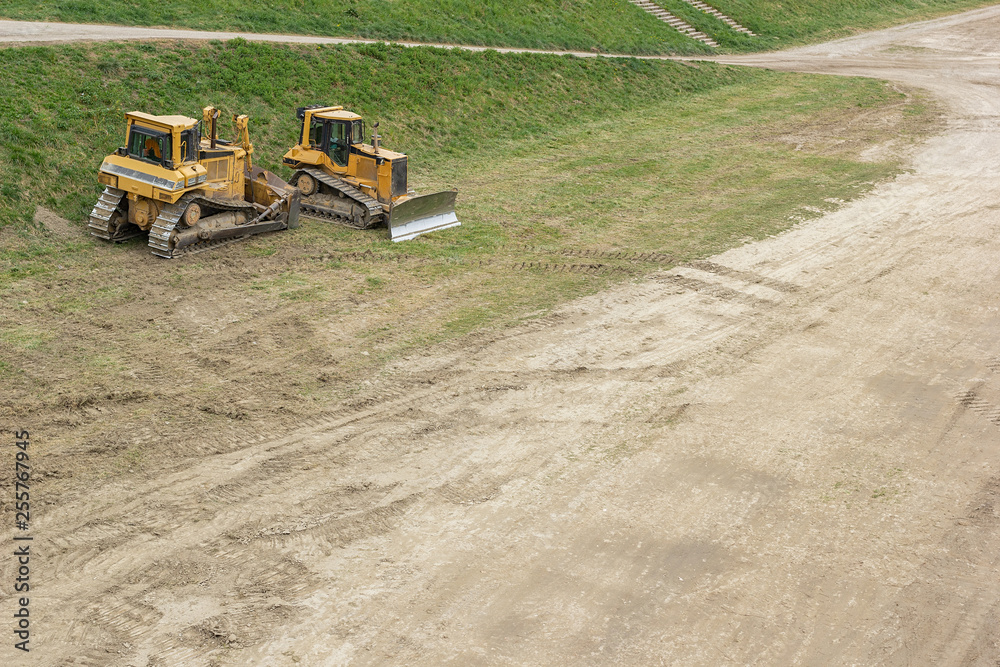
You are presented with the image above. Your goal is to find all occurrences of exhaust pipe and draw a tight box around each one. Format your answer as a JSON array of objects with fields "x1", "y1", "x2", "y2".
[{"x1": 210, "y1": 109, "x2": 220, "y2": 149}]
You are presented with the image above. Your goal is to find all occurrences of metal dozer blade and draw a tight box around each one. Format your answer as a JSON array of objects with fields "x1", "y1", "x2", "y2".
[{"x1": 387, "y1": 190, "x2": 460, "y2": 242}]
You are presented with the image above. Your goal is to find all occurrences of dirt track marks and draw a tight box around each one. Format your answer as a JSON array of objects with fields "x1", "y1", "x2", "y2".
[
  {"x1": 657, "y1": 272, "x2": 780, "y2": 308},
  {"x1": 857, "y1": 473, "x2": 1000, "y2": 666},
  {"x1": 298, "y1": 246, "x2": 678, "y2": 276},
  {"x1": 687, "y1": 259, "x2": 801, "y2": 293},
  {"x1": 958, "y1": 388, "x2": 1000, "y2": 427}
]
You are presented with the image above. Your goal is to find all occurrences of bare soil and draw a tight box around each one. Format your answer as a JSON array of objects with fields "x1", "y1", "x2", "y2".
[
  {"x1": 4, "y1": 6, "x2": 1000, "y2": 665},
  {"x1": 32, "y1": 208, "x2": 77, "y2": 240}
]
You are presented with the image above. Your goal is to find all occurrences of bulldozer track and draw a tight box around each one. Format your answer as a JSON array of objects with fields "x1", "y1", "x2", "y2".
[
  {"x1": 190, "y1": 195, "x2": 256, "y2": 213},
  {"x1": 88, "y1": 186, "x2": 141, "y2": 242},
  {"x1": 296, "y1": 167, "x2": 384, "y2": 229},
  {"x1": 148, "y1": 193, "x2": 197, "y2": 258},
  {"x1": 299, "y1": 205, "x2": 374, "y2": 229}
]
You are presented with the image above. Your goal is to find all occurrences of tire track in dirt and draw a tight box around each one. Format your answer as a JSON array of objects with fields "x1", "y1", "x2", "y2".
[
  {"x1": 297, "y1": 247, "x2": 675, "y2": 275},
  {"x1": 957, "y1": 388, "x2": 1000, "y2": 426}
]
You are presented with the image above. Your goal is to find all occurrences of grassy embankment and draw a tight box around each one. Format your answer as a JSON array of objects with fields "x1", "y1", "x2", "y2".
[
  {"x1": 0, "y1": 40, "x2": 938, "y2": 459},
  {"x1": 0, "y1": 0, "x2": 997, "y2": 53}
]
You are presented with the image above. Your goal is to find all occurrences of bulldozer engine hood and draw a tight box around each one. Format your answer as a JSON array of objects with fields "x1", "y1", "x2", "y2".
[
  {"x1": 99, "y1": 154, "x2": 206, "y2": 202},
  {"x1": 352, "y1": 143, "x2": 405, "y2": 161},
  {"x1": 283, "y1": 144, "x2": 324, "y2": 167}
]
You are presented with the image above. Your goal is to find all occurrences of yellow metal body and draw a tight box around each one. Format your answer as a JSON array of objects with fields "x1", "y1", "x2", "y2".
[
  {"x1": 282, "y1": 106, "x2": 407, "y2": 206},
  {"x1": 97, "y1": 109, "x2": 256, "y2": 231}
]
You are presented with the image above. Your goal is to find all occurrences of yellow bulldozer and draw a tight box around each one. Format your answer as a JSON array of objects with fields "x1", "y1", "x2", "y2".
[
  {"x1": 282, "y1": 105, "x2": 459, "y2": 241},
  {"x1": 90, "y1": 106, "x2": 300, "y2": 258}
]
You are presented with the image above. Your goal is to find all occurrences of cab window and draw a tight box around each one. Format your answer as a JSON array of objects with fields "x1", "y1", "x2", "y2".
[
  {"x1": 351, "y1": 120, "x2": 364, "y2": 145},
  {"x1": 329, "y1": 121, "x2": 350, "y2": 167},
  {"x1": 309, "y1": 119, "x2": 325, "y2": 148},
  {"x1": 128, "y1": 126, "x2": 171, "y2": 166},
  {"x1": 180, "y1": 127, "x2": 199, "y2": 163}
]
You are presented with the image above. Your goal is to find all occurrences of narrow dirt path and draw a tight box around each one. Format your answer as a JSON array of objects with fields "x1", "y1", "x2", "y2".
[
  {"x1": 0, "y1": 18, "x2": 632, "y2": 57},
  {"x1": 4, "y1": 6, "x2": 1000, "y2": 666}
]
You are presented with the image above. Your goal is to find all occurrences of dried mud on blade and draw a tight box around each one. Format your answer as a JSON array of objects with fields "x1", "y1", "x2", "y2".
[{"x1": 388, "y1": 190, "x2": 459, "y2": 242}]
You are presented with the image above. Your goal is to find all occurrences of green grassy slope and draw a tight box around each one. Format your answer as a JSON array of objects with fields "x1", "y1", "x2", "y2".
[{"x1": 0, "y1": 0, "x2": 996, "y2": 54}]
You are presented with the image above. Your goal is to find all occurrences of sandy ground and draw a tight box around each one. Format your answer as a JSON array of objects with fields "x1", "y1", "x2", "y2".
[{"x1": 3, "y1": 6, "x2": 1000, "y2": 666}]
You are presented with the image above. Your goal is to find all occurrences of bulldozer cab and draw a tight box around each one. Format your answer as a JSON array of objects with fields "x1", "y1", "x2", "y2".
[
  {"x1": 122, "y1": 113, "x2": 200, "y2": 169},
  {"x1": 304, "y1": 108, "x2": 364, "y2": 168}
]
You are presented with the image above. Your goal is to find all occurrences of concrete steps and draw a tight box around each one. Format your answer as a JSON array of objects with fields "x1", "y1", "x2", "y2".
[
  {"x1": 628, "y1": 0, "x2": 719, "y2": 48},
  {"x1": 628, "y1": 0, "x2": 758, "y2": 47},
  {"x1": 680, "y1": 0, "x2": 756, "y2": 36}
]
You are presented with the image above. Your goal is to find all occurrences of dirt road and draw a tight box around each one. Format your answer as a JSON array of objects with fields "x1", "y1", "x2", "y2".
[
  {"x1": 0, "y1": 18, "x2": 624, "y2": 58},
  {"x1": 4, "y1": 7, "x2": 1000, "y2": 666}
]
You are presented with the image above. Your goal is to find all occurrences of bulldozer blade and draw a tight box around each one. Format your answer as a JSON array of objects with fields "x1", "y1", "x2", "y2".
[
  {"x1": 388, "y1": 190, "x2": 459, "y2": 242},
  {"x1": 247, "y1": 165, "x2": 301, "y2": 228},
  {"x1": 248, "y1": 165, "x2": 293, "y2": 193},
  {"x1": 285, "y1": 188, "x2": 301, "y2": 229}
]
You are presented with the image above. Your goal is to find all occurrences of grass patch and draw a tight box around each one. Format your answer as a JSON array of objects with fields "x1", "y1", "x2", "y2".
[
  {"x1": 245, "y1": 245, "x2": 278, "y2": 257},
  {"x1": 0, "y1": 326, "x2": 52, "y2": 351},
  {"x1": 0, "y1": 0, "x2": 995, "y2": 54}
]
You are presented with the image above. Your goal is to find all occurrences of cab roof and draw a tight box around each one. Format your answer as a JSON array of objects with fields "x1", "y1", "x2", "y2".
[
  {"x1": 314, "y1": 109, "x2": 363, "y2": 122},
  {"x1": 126, "y1": 111, "x2": 199, "y2": 131}
]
